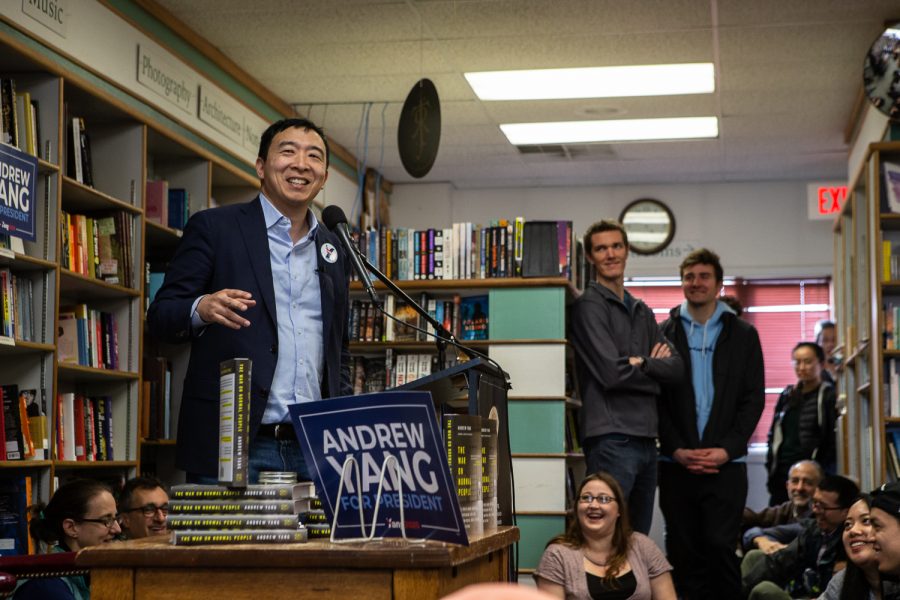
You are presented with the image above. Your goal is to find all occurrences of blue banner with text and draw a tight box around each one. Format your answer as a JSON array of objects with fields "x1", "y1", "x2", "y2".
[{"x1": 289, "y1": 391, "x2": 468, "y2": 545}]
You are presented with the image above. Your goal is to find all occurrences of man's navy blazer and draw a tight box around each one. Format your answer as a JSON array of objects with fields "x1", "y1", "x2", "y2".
[{"x1": 146, "y1": 196, "x2": 352, "y2": 477}]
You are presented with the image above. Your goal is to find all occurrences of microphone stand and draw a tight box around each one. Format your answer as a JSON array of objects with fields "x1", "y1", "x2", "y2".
[{"x1": 356, "y1": 252, "x2": 479, "y2": 371}]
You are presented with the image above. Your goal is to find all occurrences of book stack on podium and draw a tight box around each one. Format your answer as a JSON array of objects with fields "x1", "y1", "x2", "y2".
[{"x1": 168, "y1": 481, "x2": 318, "y2": 546}]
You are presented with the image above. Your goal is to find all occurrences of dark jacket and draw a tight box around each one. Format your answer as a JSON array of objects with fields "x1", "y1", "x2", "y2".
[
  {"x1": 766, "y1": 382, "x2": 837, "y2": 475},
  {"x1": 147, "y1": 197, "x2": 352, "y2": 476},
  {"x1": 742, "y1": 518, "x2": 845, "y2": 598},
  {"x1": 659, "y1": 304, "x2": 765, "y2": 460},
  {"x1": 569, "y1": 281, "x2": 683, "y2": 440}
]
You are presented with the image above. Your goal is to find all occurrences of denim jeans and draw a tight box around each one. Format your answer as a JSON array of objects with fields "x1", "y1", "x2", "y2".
[
  {"x1": 186, "y1": 434, "x2": 312, "y2": 485},
  {"x1": 583, "y1": 433, "x2": 657, "y2": 534}
]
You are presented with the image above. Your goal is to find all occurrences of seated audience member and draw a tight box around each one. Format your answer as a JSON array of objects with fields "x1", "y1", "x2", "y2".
[
  {"x1": 534, "y1": 472, "x2": 676, "y2": 600},
  {"x1": 117, "y1": 476, "x2": 169, "y2": 539},
  {"x1": 819, "y1": 493, "x2": 900, "y2": 600},
  {"x1": 766, "y1": 342, "x2": 837, "y2": 505},
  {"x1": 871, "y1": 481, "x2": 900, "y2": 579},
  {"x1": 741, "y1": 475, "x2": 859, "y2": 599},
  {"x1": 15, "y1": 479, "x2": 121, "y2": 600},
  {"x1": 742, "y1": 460, "x2": 822, "y2": 553}
]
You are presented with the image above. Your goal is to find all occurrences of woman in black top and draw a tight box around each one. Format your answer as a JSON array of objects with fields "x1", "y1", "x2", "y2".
[{"x1": 766, "y1": 342, "x2": 836, "y2": 505}]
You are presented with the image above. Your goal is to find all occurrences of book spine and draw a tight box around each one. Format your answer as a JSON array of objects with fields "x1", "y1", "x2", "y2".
[
  {"x1": 167, "y1": 515, "x2": 300, "y2": 530},
  {"x1": 169, "y1": 500, "x2": 297, "y2": 514},
  {"x1": 172, "y1": 529, "x2": 307, "y2": 546},
  {"x1": 170, "y1": 483, "x2": 314, "y2": 500},
  {"x1": 218, "y1": 358, "x2": 252, "y2": 488}
]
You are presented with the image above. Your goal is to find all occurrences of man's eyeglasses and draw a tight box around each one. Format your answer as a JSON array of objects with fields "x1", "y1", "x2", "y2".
[
  {"x1": 811, "y1": 500, "x2": 843, "y2": 512},
  {"x1": 578, "y1": 494, "x2": 616, "y2": 505},
  {"x1": 78, "y1": 515, "x2": 120, "y2": 529},
  {"x1": 120, "y1": 503, "x2": 169, "y2": 517}
]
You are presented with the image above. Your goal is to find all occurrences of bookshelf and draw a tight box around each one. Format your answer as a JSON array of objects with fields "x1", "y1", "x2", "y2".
[
  {"x1": 139, "y1": 126, "x2": 258, "y2": 481},
  {"x1": 349, "y1": 276, "x2": 576, "y2": 574},
  {"x1": 0, "y1": 19, "x2": 260, "y2": 541},
  {"x1": 834, "y1": 141, "x2": 900, "y2": 490}
]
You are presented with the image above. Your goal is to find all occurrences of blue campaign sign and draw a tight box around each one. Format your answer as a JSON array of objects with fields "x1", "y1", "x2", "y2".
[
  {"x1": 288, "y1": 391, "x2": 468, "y2": 545},
  {"x1": 0, "y1": 143, "x2": 37, "y2": 242}
]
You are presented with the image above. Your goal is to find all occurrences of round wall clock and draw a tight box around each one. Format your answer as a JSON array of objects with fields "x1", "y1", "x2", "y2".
[{"x1": 619, "y1": 198, "x2": 676, "y2": 255}]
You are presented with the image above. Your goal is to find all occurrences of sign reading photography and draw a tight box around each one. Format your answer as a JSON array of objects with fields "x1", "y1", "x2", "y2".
[
  {"x1": 288, "y1": 391, "x2": 468, "y2": 545},
  {"x1": 0, "y1": 143, "x2": 38, "y2": 242}
]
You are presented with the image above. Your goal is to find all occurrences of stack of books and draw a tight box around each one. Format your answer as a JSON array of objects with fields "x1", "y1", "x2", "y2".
[{"x1": 168, "y1": 482, "x2": 321, "y2": 545}]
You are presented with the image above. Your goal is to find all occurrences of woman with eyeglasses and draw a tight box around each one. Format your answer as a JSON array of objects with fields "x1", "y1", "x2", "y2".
[
  {"x1": 14, "y1": 479, "x2": 121, "y2": 600},
  {"x1": 765, "y1": 342, "x2": 837, "y2": 506},
  {"x1": 534, "y1": 472, "x2": 676, "y2": 599},
  {"x1": 819, "y1": 494, "x2": 900, "y2": 600}
]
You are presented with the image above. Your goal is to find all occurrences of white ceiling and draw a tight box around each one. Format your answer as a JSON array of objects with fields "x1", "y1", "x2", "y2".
[{"x1": 153, "y1": 0, "x2": 898, "y2": 189}]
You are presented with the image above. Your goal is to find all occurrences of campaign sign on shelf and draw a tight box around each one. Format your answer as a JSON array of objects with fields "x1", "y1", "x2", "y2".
[
  {"x1": 0, "y1": 143, "x2": 37, "y2": 242},
  {"x1": 288, "y1": 391, "x2": 468, "y2": 545}
]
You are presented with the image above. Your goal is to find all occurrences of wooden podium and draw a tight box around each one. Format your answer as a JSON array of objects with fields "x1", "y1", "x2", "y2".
[{"x1": 77, "y1": 527, "x2": 518, "y2": 599}]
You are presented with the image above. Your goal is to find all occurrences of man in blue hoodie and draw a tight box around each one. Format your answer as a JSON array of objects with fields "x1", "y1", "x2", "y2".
[{"x1": 658, "y1": 248, "x2": 765, "y2": 600}]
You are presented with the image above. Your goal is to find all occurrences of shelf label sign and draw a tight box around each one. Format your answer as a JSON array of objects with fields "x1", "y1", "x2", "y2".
[
  {"x1": 136, "y1": 45, "x2": 195, "y2": 115},
  {"x1": 199, "y1": 86, "x2": 243, "y2": 145},
  {"x1": 21, "y1": 0, "x2": 67, "y2": 38},
  {"x1": 289, "y1": 391, "x2": 469, "y2": 545},
  {"x1": 807, "y1": 182, "x2": 847, "y2": 220},
  {"x1": 0, "y1": 142, "x2": 37, "y2": 242}
]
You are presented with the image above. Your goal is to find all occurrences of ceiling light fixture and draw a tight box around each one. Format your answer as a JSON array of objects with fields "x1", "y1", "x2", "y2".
[
  {"x1": 500, "y1": 116, "x2": 719, "y2": 145},
  {"x1": 465, "y1": 63, "x2": 715, "y2": 101}
]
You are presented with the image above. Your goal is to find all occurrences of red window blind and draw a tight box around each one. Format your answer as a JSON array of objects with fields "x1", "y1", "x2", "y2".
[{"x1": 625, "y1": 279, "x2": 831, "y2": 446}]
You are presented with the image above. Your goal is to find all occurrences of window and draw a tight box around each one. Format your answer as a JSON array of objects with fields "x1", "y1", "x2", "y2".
[{"x1": 627, "y1": 278, "x2": 831, "y2": 446}]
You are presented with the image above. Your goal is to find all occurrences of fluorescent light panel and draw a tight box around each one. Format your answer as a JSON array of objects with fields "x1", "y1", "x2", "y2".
[
  {"x1": 500, "y1": 116, "x2": 718, "y2": 144},
  {"x1": 465, "y1": 63, "x2": 715, "y2": 101}
]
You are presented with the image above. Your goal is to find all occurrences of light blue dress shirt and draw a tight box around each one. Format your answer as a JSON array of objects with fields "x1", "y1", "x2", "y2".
[{"x1": 191, "y1": 194, "x2": 324, "y2": 424}]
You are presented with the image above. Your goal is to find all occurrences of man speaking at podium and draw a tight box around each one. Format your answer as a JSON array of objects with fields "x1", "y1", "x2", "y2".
[{"x1": 147, "y1": 118, "x2": 352, "y2": 484}]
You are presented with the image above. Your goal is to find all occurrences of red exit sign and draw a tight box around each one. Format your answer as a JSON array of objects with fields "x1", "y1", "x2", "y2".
[{"x1": 807, "y1": 183, "x2": 847, "y2": 220}]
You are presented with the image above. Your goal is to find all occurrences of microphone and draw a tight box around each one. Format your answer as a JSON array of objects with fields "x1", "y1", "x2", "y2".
[{"x1": 321, "y1": 205, "x2": 378, "y2": 304}]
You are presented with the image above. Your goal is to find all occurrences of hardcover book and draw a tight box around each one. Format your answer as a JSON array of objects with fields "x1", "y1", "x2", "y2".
[
  {"x1": 219, "y1": 358, "x2": 251, "y2": 488},
  {"x1": 481, "y1": 418, "x2": 498, "y2": 533},
  {"x1": 171, "y1": 482, "x2": 315, "y2": 501},
  {"x1": 443, "y1": 413, "x2": 484, "y2": 537},
  {"x1": 169, "y1": 499, "x2": 308, "y2": 515},
  {"x1": 172, "y1": 528, "x2": 307, "y2": 546},
  {"x1": 167, "y1": 514, "x2": 300, "y2": 530},
  {"x1": 459, "y1": 295, "x2": 489, "y2": 341}
]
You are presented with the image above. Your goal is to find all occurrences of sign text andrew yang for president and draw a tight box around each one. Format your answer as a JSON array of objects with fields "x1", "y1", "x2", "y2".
[
  {"x1": 289, "y1": 391, "x2": 468, "y2": 545},
  {"x1": 0, "y1": 144, "x2": 37, "y2": 242}
]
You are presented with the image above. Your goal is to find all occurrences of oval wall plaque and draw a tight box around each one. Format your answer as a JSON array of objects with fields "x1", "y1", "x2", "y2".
[{"x1": 398, "y1": 78, "x2": 441, "y2": 178}]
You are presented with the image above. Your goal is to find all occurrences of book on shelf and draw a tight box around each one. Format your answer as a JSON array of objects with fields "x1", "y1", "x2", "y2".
[
  {"x1": 22, "y1": 389, "x2": 48, "y2": 460},
  {"x1": 1, "y1": 384, "x2": 26, "y2": 460},
  {"x1": 459, "y1": 295, "x2": 488, "y2": 341},
  {"x1": 884, "y1": 161, "x2": 900, "y2": 213},
  {"x1": 14, "y1": 91, "x2": 36, "y2": 157},
  {"x1": 57, "y1": 304, "x2": 119, "y2": 370},
  {"x1": 172, "y1": 528, "x2": 307, "y2": 546},
  {"x1": 145, "y1": 179, "x2": 169, "y2": 226},
  {"x1": 443, "y1": 413, "x2": 484, "y2": 537},
  {"x1": 0, "y1": 475, "x2": 33, "y2": 555},
  {"x1": 0, "y1": 267, "x2": 33, "y2": 341},
  {"x1": 219, "y1": 358, "x2": 251, "y2": 488},
  {"x1": 167, "y1": 188, "x2": 190, "y2": 230},
  {"x1": 142, "y1": 356, "x2": 172, "y2": 440},
  {"x1": 0, "y1": 78, "x2": 18, "y2": 148},
  {"x1": 60, "y1": 210, "x2": 134, "y2": 287}
]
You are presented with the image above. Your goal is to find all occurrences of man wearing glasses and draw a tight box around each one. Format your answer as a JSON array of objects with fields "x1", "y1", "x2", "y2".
[
  {"x1": 118, "y1": 476, "x2": 170, "y2": 539},
  {"x1": 741, "y1": 475, "x2": 858, "y2": 599}
]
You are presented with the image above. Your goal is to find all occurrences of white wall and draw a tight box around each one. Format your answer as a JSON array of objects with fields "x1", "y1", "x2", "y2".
[{"x1": 390, "y1": 180, "x2": 835, "y2": 279}]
